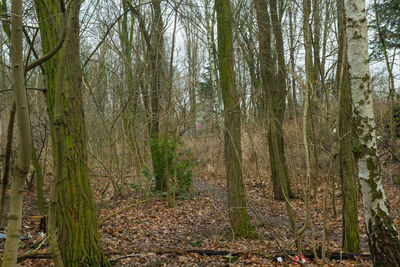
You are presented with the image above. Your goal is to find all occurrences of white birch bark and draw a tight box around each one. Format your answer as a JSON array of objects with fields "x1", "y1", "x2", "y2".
[{"x1": 344, "y1": 0, "x2": 400, "y2": 265}]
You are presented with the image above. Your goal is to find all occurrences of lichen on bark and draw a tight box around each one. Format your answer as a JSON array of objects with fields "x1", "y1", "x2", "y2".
[{"x1": 344, "y1": 0, "x2": 400, "y2": 265}]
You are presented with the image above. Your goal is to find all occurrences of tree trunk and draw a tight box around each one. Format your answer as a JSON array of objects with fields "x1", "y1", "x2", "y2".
[
  {"x1": 2, "y1": 0, "x2": 32, "y2": 264},
  {"x1": 304, "y1": 0, "x2": 319, "y2": 195},
  {"x1": 372, "y1": 0, "x2": 397, "y2": 161},
  {"x1": 0, "y1": 102, "x2": 15, "y2": 225},
  {"x1": 255, "y1": 0, "x2": 292, "y2": 200},
  {"x1": 31, "y1": 142, "x2": 46, "y2": 216},
  {"x1": 337, "y1": 0, "x2": 360, "y2": 253},
  {"x1": 120, "y1": 1, "x2": 141, "y2": 173},
  {"x1": 215, "y1": 0, "x2": 257, "y2": 239},
  {"x1": 149, "y1": 0, "x2": 164, "y2": 191},
  {"x1": 344, "y1": 0, "x2": 400, "y2": 265},
  {"x1": 33, "y1": 1, "x2": 109, "y2": 265},
  {"x1": 288, "y1": 2, "x2": 297, "y2": 118}
]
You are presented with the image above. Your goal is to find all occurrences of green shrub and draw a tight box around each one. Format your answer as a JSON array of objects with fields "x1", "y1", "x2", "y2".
[{"x1": 149, "y1": 135, "x2": 195, "y2": 194}]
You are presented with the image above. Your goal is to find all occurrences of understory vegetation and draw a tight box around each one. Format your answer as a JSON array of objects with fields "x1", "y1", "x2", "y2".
[{"x1": 0, "y1": 0, "x2": 399, "y2": 266}]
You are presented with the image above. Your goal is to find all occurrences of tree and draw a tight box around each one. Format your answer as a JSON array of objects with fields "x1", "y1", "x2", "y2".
[
  {"x1": 126, "y1": 1, "x2": 166, "y2": 191},
  {"x1": 149, "y1": 0, "x2": 165, "y2": 191},
  {"x1": 215, "y1": 0, "x2": 257, "y2": 238},
  {"x1": 0, "y1": 4, "x2": 14, "y2": 225},
  {"x1": 372, "y1": 0, "x2": 397, "y2": 162},
  {"x1": 344, "y1": 0, "x2": 400, "y2": 265},
  {"x1": 2, "y1": 0, "x2": 32, "y2": 264},
  {"x1": 370, "y1": 0, "x2": 400, "y2": 57},
  {"x1": 120, "y1": 0, "x2": 142, "y2": 176},
  {"x1": 33, "y1": 0, "x2": 109, "y2": 265},
  {"x1": 254, "y1": 0, "x2": 292, "y2": 200},
  {"x1": 303, "y1": 0, "x2": 320, "y2": 197},
  {"x1": 184, "y1": 18, "x2": 199, "y2": 126},
  {"x1": 337, "y1": 0, "x2": 360, "y2": 253}
]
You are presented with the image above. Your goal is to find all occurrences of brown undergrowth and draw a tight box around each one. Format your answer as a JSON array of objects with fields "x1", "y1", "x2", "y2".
[{"x1": 2, "y1": 120, "x2": 400, "y2": 266}]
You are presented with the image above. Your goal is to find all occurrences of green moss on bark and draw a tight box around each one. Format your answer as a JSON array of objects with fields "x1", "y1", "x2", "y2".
[
  {"x1": 33, "y1": 1, "x2": 109, "y2": 265},
  {"x1": 216, "y1": 0, "x2": 257, "y2": 239}
]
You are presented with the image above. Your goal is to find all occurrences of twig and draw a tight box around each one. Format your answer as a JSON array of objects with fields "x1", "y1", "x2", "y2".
[
  {"x1": 20, "y1": 237, "x2": 48, "y2": 257},
  {"x1": 377, "y1": 138, "x2": 400, "y2": 161}
]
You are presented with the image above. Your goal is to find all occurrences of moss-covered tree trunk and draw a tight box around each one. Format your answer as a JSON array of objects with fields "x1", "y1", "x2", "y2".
[
  {"x1": 215, "y1": 0, "x2": 257, "y2": 239},
  {"x1": 2, "y1": 0, "x2": 32, "y2": 264},
  {"x1": 344, "y1": 0, "x2": 400, "y2": 265},
  {"x1": 336, "y1": 0, "x2": 360, "y2": 253},
  {"x1": 33, "y1": 1, "x2": 109, "y2": 266},
  {"x1": 255, "y1": 0, "x2": 292, "y2": 201},
  {"x1": 129, "y1": 0, "x2": 165, "y2": 191}
]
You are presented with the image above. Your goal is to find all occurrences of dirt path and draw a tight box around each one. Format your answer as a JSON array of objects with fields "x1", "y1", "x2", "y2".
[{"x1": 193, "y1": 176, "x2": 355, "y2": 247}]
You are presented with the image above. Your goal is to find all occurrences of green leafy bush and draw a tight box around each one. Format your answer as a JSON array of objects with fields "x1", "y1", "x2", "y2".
[{"x1": 149, "y1": 135, "x2": 195, "y2": 194}]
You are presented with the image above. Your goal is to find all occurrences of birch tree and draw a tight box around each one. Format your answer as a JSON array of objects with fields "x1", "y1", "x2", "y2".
[{"x1": 344, "y1": 0, "x2": 400, "y2": 265}]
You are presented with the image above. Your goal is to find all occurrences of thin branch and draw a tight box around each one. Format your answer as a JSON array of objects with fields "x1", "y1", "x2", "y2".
[
  {"x1": 0, "y1": 87, "x2": 46, "y2": 93},
  {"x1": 25, "y1": 2, "x2": 67, "y2": 74},
  {"x1": 82, "y1": 11, "x2": 127, "y2": 69}
]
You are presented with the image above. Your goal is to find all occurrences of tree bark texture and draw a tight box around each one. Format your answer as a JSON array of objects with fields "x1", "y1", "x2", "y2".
[
  {"x1": 344, "y1": 0, "x2": 400, "y2": 265},
  {"x1": 33, "y1": 1, "x2": 109, "y2": 265},
  {"x1": 215, "y1": 0, "x2": 257, "y2": 239},
  {"x1": 254, "y1": 0, "x2": 292, "y2": 200},
  {"x1": 337, "y1": 0, "x2": 361, "y2": 253}
]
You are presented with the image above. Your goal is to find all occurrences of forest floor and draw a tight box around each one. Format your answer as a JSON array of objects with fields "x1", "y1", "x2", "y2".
[{"x1": 1, "y1": 148, "x2": 400, "y2": 266}]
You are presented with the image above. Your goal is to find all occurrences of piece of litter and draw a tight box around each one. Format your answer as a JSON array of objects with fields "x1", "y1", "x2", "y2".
[
  {"x1": 277, "y1": 256, "x2": 283, "y2": 263},
  {"x1": 301, "y1": 254, "x2": 306, "y2": 263},
  {"x1": 0, "y1": 233, "x2": 27, "y2": 240}
]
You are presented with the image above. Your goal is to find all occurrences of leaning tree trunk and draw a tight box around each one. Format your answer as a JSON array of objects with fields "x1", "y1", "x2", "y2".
[
  {"x1": 2, "y1": 0, "x2": 32, "y2": 265},
  {"x1": 337, "y1": 0, "x2": 360, "y2": 253},
  {"x1": 344, "y1": 0, "x2": 400, "y2": 265},
  {"x1": 33, "y1": 0, "x2": 109, "y2": 265},
  {"x1": 215, "y1": 0, "x2": 257, "y2": 239}
]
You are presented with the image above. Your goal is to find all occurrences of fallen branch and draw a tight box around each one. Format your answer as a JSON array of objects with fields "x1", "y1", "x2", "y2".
[
  {"x1": 15, "y1": 248, "x2": 370, "y2": 263},
  {"x1": 99, "y1": 199, "x2": 148, "y2": 226},
  {"x1": 17, "y1": 252, "x2": 51, "y2": 263},
  {"x1": 108, "y1": 248, "x2": 370, "y2": 261}
]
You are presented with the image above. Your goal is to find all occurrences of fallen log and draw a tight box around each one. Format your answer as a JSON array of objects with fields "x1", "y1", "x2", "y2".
[
  {"x1": 108, "y1": 248, "x2": 370, "y2": 262},
  {"x1": 16, "y1": 248, "x2": 370, "y2": 263}
]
